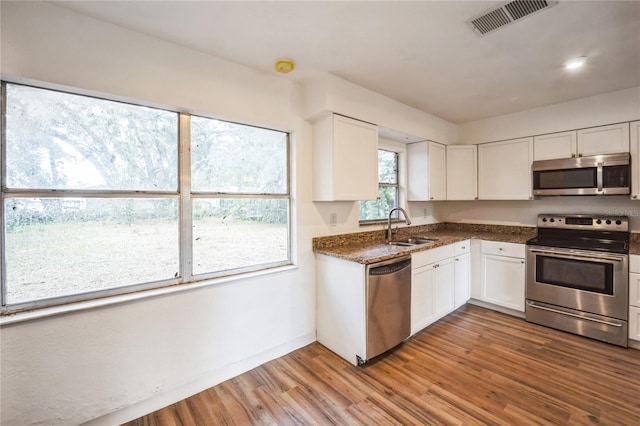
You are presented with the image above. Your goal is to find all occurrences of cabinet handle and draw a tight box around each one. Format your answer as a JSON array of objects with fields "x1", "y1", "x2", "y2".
[
  {"x1": 462, "y1": 246, "x2": 466, "y2": 250},
  {"x1": 571, "y1": 153, "x2": 576, "y2": 158},
  {"x1": 474, "y1": 197, "x2": 478, "y2": 200},
  {"x1": 430, "y1": 197, "x2": 434, "y2": 200},
  {"x1": 499, "y1": 248, "x2": 503, "y2": 251},
  {"x1": 578, "y1": 153, "x2": 583, "y2": 157},
  {"x1": 521, "y1": 261, "x2": 525, "y2": 264},
  {"x1": 633, "y1": 195, "x2": 638, "y2": 199},
  {"x1": 455, "y1": 258, "x2": 459, "y2": 262}
]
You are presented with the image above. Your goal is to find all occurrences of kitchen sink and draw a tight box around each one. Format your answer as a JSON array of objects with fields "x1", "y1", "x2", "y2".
[{"x1": 388, "y1": 237, "x2": 438, "y2": 246}]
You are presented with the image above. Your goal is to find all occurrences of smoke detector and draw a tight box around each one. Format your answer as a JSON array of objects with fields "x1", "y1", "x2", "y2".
[{"x1": 467, "y1": 0, "x2": 558, "y2": 36}]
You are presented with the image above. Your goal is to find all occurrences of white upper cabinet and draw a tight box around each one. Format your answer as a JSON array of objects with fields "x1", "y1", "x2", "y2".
[
  {"x1": 533, "y1": 123, "x2": 630, "y2": 161},
  {"x1": 577, "y1": 123, "x2": 630, "y2": 157},
  {"x1": 533, "y1": 131, "x2": 577, "y2": 161},
  {"x1": 446, "y1": 145, "x2": 477, "y2": 200},
  {"x1": 408, "y1": 141, "x2": 446, "y2": 201},
  {"x1": 478, "y1": 137, "x2": 533, "y2": 200},
  {"x1": 312, "y1": 114, "x2": 379, "y2": 201},
  {"x1": 630, "y1": 121, "x2": 640, "y2": 200}
]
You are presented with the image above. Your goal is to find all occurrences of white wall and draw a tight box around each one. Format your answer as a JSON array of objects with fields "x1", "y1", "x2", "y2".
[
  {"x1": 0, "y1": 2, "x2": 320, "y2": 425},
  {"x1": 457, "y1": 87, "x2": 640, "y2": 144},
  {"x1": 304, "y1": 73, "x2": 458, "y2": 144},
  {"x1": 434, "y1": 197, "x2": 640, "y2": 230}
]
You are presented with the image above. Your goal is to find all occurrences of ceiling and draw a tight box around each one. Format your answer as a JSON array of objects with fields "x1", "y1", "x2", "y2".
[{"x1": 54, "y1": 0, "x2": 640, "y2": 124}]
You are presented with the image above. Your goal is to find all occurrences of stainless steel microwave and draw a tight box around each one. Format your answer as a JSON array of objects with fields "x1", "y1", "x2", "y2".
[{"x1": 532, "y1": 152, "x2": 630, "y2": 196}]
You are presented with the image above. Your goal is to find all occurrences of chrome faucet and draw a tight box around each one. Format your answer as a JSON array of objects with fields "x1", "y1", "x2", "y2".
[{"x1": 387, "y1": 207, "x2": 412, "y2": 240}]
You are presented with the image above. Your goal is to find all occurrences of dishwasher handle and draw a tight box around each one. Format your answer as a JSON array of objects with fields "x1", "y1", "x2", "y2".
[{"x1": 369, "y1": 257, "x2": 412, "y2": 275}]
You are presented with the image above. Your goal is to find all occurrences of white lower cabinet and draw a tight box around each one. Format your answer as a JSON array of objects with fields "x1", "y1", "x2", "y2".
[
  {"x1": 628, "y1": 255, "x2": 640, "y2": 343},
  {"x1": 480, "y1": 241, "x2": 526, "y2": 312},
  {"x1": 630, "y1": 307, "x2": 640, "y2": 342},
  {"x1": 454, "y1": 253, "x2": 471, "y2": 309},
  {"x1": 411, "y1": 245, "x2": 455, "y2": 335},
  {"x1": 453, "y1": 240, "x2": 471, "y2": 309}
]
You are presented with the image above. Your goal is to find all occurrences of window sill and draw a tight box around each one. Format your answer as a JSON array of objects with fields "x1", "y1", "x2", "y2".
[{"x1": 0, "y1": 264, "x2": 298, "y2": 327}]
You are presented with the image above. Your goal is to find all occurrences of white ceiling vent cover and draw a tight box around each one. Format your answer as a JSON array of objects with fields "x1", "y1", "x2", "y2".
[{"x1": 467, "y1": 0, "x2": 558, "y2": 36}]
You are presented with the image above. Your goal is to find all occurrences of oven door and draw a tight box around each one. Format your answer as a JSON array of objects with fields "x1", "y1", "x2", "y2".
[{"x1": 526, "y1": 245, "x2": 628, "y2": 320}]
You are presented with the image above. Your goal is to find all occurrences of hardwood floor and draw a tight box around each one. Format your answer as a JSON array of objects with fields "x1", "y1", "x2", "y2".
[{"x1": 123, "y1": 304, "x2": 640, "y2": 425}]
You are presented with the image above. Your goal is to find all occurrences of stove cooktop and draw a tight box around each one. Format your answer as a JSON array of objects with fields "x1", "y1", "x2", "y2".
[{"x1": 527, "y1": 214, "x2": 630, "y2": 254}]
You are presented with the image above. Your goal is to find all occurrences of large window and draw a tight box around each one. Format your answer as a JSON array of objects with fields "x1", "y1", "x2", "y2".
[
  {"x1": 359, "y1": 149, "x2": 400, "y2": 222},
  {"x1": 1, "y1": 82, "x2": 290, "y2": 312}
]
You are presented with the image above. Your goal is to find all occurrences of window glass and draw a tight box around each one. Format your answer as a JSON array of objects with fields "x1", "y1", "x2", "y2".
[
  {"x1": 5, "y1": 84, "x2": 178, "y2": 191},
  {"x1": 4, "y1": 198, "x2": 179, "y2": 304},
  {"x1": 192, "y1": 199, "x2": 289, "y2": 275},
  {"x1": 191, "y1": 116, "x2": 288, "y2": 194},
  {"x1": 359, "y1": 149, "x2": 399, "y2": 221}
]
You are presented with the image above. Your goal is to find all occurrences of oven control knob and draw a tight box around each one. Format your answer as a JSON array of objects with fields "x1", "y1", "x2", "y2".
[
  {"x1": 606, "y1": 220, "x2": 612, "y2": 225},
  {"x1": 616, "y1": 220, "x2": 622, "y2": 225},
  {"x1": 542, "y1": 218, "x2": 547, "y2": 222},
  {"x1": 596, "y1": 219, "x2": 602, "y2": 224},
  {"x1": 549, "y1": 218, "x2": 555, "y2": 223}
]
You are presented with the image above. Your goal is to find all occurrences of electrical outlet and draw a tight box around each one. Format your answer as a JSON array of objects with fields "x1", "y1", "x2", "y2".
[
  {"x1": 329, "y1": 213, "x2": 337, "y2": 226},
  {"x1": 423, "y1": 208, "x2": 428, "y2": 218}
]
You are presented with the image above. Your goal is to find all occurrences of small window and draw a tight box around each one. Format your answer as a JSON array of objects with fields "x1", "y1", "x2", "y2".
[{"x1": 359, "y1": 149, "x2": 400, "y2": 222}]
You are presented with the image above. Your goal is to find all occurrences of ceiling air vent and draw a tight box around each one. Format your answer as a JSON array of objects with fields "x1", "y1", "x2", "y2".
[{"x1": 467, "y1": 0, "x2": 558, "y2": 36}]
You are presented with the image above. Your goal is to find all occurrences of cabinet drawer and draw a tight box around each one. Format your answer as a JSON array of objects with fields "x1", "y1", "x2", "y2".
[
  {"x1": 412, "y1": 244, "x2": 455, "y2": 269},
  {"x1": 481, "y1": 241, "x2": 525, "y2": 258},
  {"x1": 630, "y1": 255, "x2": 640, "y2": 274},
  {"x1": 630, "y1": 272, "x2": 640, "y2": 308},
  {"x1": 454, "y1": 240, "x2": 470, "y2": 256}
]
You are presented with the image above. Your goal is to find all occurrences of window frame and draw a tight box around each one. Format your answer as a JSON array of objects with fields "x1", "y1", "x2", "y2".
[{"x1": 0, "y1": 81, "x2": 292, "y2": 314}]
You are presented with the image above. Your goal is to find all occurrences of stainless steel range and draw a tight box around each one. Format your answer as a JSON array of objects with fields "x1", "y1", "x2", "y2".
[{"x1": 525, "y1": 214, "x2": 630, "y2": 347}]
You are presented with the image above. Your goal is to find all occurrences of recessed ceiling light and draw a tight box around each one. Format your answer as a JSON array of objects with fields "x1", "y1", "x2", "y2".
[{"x1": 564, "y1": 56, "x2": 587, "y2": 71}]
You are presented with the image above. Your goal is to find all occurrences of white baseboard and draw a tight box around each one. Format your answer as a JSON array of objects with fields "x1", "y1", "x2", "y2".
[
  {"x1": 467, "y1": 299, "x2": 526, "y2": 319},
  {"x1": 81, "y1": 332, "x2": 316, "y2": 426}
]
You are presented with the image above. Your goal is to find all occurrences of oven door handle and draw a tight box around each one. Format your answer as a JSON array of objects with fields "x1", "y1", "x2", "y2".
[
  {"x1": 526, "y1": 301, "x2": 623, "y2": 327},
  {"x1": 528, "y1": 248, "x2": 626, "y2": 263}
]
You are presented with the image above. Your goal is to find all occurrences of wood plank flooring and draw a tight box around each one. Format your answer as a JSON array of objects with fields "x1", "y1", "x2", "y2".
[{"x1": 123, "y1": 304, "x2": 640, "y2": 425}]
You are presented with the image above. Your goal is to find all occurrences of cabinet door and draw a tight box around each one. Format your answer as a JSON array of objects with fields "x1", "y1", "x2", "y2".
[
  {"x1": 482, "y1": 254, "x2": 525, "y2": 312},
  {"x1": 433, "y1": 258, "x2": 455, "y2": 320},
  {"x1": 478, "y1": 138, "x2": 533, "y2": 200},
  {"x1": 454, "y1": 253, "x2": 471, "y2": 309},
  {"x1": 630, "y1": 272, "x2": 640, "y2": 308},
  {"x1": 630, "y1": 306, "x2": 640, "y2": 342},
  {"x1": 313, "y1": 114, "x2": 378, "y2": 201},
  {"x1": 533, "y1": 131, "x2": 577, "y2": 161},
  {"x1": 333, "y1": 115, "x2": 379, "y2": 200},
  {"x1": 408, "y1": 141, "x2": 446, "y2": 201},
  {"x1": 630, "y1": 121, "x2": 640, "y2": 200},
  {"x1": 577, "y1": 123, "x2": 630, "y2": 157},
  {"x1": 429, "y1": 142, "x2": 447, "y2": 200},
  {"x1": 446, "y1": 145, "x2": 477, "y2": 200},
  {"x1": 411, "y1": 265, "x2": 435, "y2": 335}
]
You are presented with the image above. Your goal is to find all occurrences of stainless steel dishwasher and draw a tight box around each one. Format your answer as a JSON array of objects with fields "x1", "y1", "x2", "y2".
[{"x1": 363, "y1": 255, "x2": 412, "y2": 364}]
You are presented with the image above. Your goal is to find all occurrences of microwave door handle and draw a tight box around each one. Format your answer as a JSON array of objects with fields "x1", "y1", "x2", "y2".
[
  {"x1": 528, "y1": 248, "x2": 625, "y2": 263},
  {"x1": 597, "y1": 162, "x2": 603, "y2": 193}
]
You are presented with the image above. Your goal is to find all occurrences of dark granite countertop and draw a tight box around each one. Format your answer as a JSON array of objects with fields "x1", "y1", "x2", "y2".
[{"x1": 313, "y1": 223, "x2": 536, "y2": 264}]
